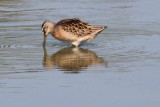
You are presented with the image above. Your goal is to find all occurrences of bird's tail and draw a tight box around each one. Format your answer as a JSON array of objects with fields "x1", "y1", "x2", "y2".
[{"x1": 102, "y1": 26, "x2": 107, "y2": 29}]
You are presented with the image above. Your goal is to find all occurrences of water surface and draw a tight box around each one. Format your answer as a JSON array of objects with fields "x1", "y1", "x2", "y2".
[{"x1": 0, "y1": 0, "x2": 160, "y2": 107}]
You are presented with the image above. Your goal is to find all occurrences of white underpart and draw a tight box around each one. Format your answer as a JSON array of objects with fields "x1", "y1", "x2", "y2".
[{"x1": 72, "y1": 41, "x2": 80, "y2": 47}]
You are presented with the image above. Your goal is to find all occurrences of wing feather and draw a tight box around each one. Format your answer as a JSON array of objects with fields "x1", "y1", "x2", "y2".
[{"x1": 56, "y1": 18, "x2": 101, "y2": 37}]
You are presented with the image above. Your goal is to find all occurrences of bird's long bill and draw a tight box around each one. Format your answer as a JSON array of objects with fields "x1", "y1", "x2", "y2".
[{"x1": 43, "y1": 34, "x2": 47, "y2": 46}]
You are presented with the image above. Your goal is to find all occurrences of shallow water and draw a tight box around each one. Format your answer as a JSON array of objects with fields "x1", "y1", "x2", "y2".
[{"x1": 0, "y1": 0, "x2": 160, "y2": 107}]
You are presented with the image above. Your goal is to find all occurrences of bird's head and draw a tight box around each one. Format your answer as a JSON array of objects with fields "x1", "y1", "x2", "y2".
[{"x1": 41, "y1": 21, "x2": 55, "y2": 46}]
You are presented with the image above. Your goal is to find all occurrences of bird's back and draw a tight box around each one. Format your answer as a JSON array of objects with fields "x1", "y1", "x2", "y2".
[
  {"x1": 52, "y1": 18, "x2": 107, "y2": 46},
  {"x1": 54, "y1": 18, "x2": 106, "y2": 37}
]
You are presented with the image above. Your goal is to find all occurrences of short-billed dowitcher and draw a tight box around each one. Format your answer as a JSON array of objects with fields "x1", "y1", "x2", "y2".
[{"x1": 42, "y1": 18, "x2": 107, "y2": 46}]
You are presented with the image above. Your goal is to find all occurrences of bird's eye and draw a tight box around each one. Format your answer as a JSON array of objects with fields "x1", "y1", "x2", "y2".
[
  {"x1": 42, "y1": 26, "x2": 48, "y2": 31},
  {"x1": 42, "y1": 27, "x2": 45, "y2": 31}
]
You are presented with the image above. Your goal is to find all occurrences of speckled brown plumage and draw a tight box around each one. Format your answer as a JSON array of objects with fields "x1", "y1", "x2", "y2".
[
  {"x1": 42, "y1": 18, "x2": 107, "y2": 46},
  {"x1": 56, "y1": 18, "x2": 105, "y2": 37}
]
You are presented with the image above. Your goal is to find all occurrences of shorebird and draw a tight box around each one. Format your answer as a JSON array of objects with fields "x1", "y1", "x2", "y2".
[{"x1": 41, "y1": 18, "x2": 107, "y2": 46}]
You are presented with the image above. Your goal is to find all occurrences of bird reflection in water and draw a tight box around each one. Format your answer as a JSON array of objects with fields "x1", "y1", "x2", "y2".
[{"x1": 43, "y1": 46, "x2": 106, "y2": 73}]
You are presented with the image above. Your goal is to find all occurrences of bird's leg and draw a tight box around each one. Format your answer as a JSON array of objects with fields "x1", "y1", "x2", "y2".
[{"x1": 72, "y1": 41, "x2": 80, "y2": 47}]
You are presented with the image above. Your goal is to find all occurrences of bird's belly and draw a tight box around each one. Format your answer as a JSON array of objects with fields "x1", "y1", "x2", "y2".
[{"x1": 52, "y1": 31, "x2": 78, "y2": 44}]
